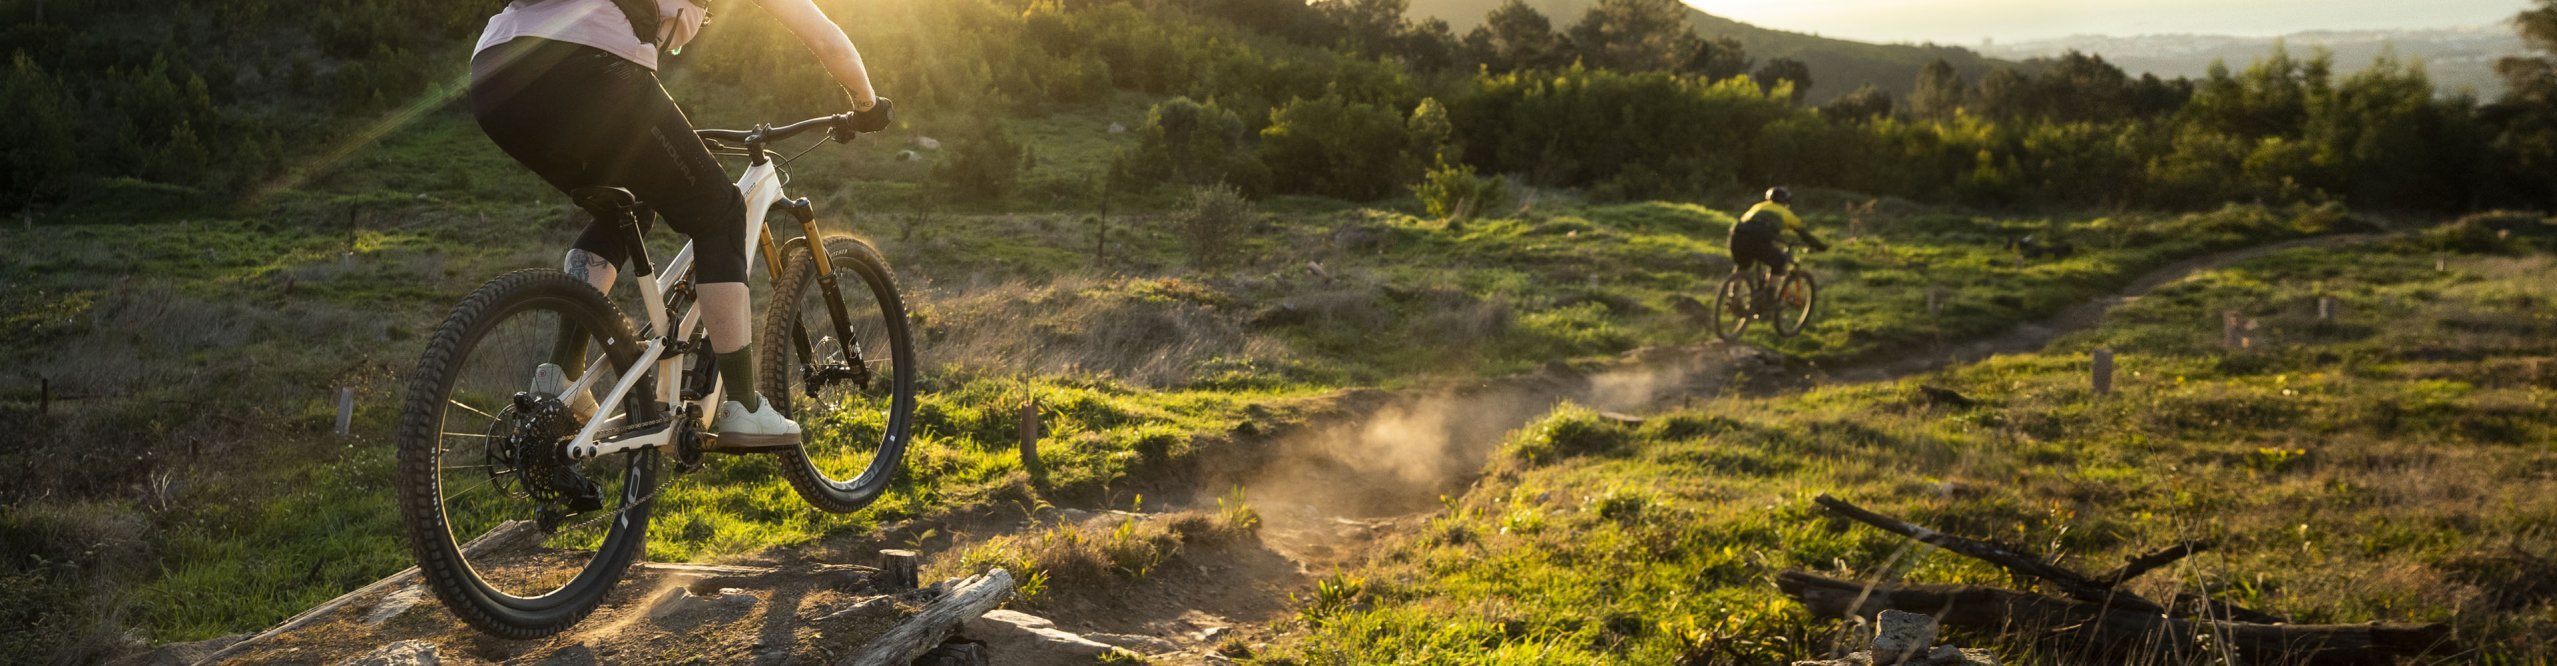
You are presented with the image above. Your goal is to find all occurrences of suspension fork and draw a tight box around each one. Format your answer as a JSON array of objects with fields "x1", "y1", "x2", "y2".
[{"x1": 775, "y1": 198, "x2": 871, "y2": 389}]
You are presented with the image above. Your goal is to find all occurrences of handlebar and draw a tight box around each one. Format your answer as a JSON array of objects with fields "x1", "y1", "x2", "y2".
[{"x1": 696, "y1": 98, "x2": 895, "y2": 156}]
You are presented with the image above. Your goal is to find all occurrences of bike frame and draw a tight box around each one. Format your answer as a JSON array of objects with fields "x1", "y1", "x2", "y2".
[{"x1": 562, "y1": 159, "x2": 793, "y2": 460}]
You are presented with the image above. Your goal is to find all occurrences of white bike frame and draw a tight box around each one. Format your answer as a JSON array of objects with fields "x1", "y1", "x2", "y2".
[{"x1": 563, "y1": 160, "x2": 788, "y2": 460}]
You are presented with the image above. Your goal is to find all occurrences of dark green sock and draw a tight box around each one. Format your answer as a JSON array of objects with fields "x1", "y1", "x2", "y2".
[{"x1": 717, "y1": 346, "x2": 761, "y2": 410}]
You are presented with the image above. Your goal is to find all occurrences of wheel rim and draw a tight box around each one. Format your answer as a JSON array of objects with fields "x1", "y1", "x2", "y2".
[
  {"x1": 777, "y1": 255, "x2": 900, "y2": 489},
  {"x1": 430, "y1": 297, "x2": 652, "y2": 601},
  {"x1": 1714, "y1": 276, "x2": 1753, "y2": 340},
  {"x1": 1776, "y1": 273, "x2": 1815, "y2": 335}
]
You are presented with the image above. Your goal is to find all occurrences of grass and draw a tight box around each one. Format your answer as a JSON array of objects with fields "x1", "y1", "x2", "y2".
[
  {"x1": 1263, "y1": 232, "x2": 2557, "y2": 664},
  {"x1": 0, "y1": 86, "x2": 2413, "y2": 662}
]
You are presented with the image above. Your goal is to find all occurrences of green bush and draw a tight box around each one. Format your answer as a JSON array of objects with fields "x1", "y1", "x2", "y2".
[
  {"x1": 933, "y1": 119, "x2": 1033, "y2": 200},
  {"x1": 1109, "y1": 97, "x2": 1270, "y2": 196},
  {"x1": 1411, "y1": 160, "x2": 1508, "y2": 222},
  {"x1": 1259, "y1": 93, "x2": 1428, "y2": 201},
  {"x1": 1173, "y1": 183, "x2": 1255, "y2": 270}
]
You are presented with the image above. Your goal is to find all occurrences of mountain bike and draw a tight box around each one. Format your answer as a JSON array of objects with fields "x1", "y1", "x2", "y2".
[
  {"x1": 394, "y1": 107, "x2": 916, "y2": 638},
  {"x1": 1711, "y1": 241, "x2": 1818, "y2": 342}
]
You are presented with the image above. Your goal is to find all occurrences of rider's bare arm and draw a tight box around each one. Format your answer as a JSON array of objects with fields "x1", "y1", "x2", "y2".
[{"x1": 752, "y1": 0, "x2": 878, "y2": 110}]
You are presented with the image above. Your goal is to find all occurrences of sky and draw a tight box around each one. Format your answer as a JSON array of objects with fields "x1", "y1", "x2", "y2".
[{"x1": 1687, "y1": 0, "x2": 2535, "y2": 44}]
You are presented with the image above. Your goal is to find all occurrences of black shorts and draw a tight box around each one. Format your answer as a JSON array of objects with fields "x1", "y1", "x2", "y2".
[
  {"x1": 1727, "y1": 221, "x2": 1787, "y2": 272},
  {"x1": 468, "y1": 38, "x2": 750, "y2": 284}
]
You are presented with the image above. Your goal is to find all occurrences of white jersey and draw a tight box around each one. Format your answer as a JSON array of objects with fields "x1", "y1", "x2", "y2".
[{"x1": 475, "y1": 0, "x2": 659, "y2": 70}]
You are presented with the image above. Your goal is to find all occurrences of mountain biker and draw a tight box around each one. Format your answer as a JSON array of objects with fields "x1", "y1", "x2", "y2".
[
  {"x1": 469, "y1": 0, "x2": 887, "y2": 448},
  {"x1": 1728, "y1": 186, "x2": 1829, "y2": 305}
]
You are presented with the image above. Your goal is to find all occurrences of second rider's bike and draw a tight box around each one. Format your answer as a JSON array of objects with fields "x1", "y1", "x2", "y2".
[
  {"x1": 1712, "y1": 240, "x2": 1819, "y2": 342},
  {"x1": 393, "y1": 105, "x2": 917, "y2": 638}
]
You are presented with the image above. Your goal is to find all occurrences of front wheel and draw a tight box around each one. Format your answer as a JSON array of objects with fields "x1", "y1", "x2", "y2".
[
  {"x1": 1774, "y1": 270, "x2": 1818, "y2": 338},
  {"x1": 1710, "y1": 272, "x2": 1755, "y2": 343},
  {"x1": 758, "y1": 234, "x2": 917, "y2": 514}
]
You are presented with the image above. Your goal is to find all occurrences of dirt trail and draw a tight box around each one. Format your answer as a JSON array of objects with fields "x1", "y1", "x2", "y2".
[
  {"x1": 168, "y1": 235, "x2": 2379, "y2": 666},
  {"x1": 1826, "y1": 234, "x2": 2377, "y2": 382}
]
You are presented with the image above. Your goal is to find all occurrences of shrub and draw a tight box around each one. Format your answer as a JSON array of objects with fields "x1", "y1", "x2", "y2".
[
  {"x1": 933, "y1": 119, "x2": 1032, "y2": 200},
  {"x1": 1174, "y1": 183, "x2": 1255, "y2": 270},
  {"x1": 1411, "y1": 159, "x2": 1507, "y2": 222},
  {"x1": 1259, "y1": 93, "x2": 1426, "y2": 200},
  {"x1": 1109, "y1": 97, "x2": 1270, "y2": 196}
]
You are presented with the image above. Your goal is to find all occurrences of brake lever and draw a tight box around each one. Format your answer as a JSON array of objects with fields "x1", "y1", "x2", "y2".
[{"x1": 830, "y1": 113, "x2": 858, "y2": 144}]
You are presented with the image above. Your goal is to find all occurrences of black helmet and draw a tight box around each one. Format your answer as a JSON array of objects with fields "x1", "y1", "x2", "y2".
[{"x1": 1765, "y1": 187, "x2": 1793, "y2": 205}]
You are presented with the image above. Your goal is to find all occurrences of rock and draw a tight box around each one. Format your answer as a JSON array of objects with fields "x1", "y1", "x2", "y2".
[
  {"x1": 896, "y1": 149, "x2": 920, "y2": 162},
  {"x1": 359, "y1": 585, "x2": 425, "y2": 625},
  {"x1": 1085, "y1": 632, "x2": 1180, "y2": 655},
  {"x1": 1869, "y1": 610, "x2": 1938, "y2": 662},
  {"x1": 1106, "y1": 122, "x2": 1127, "y2": 134},
  {"x1": 1195, "y1": 625, "x2": 1229, "y2": 642},
  {"x1": 964, "y1": 610, "x2": 1123, "y2": 664},
  {"x1": 337, "y1": 640, "x2": 438, "y2": 666},
  {"x1": 913, "y1": 136, "x2": 942, "y2": 150},
  {"x1": 647, "y1": 586, "x2": 760, "y2": 622}
]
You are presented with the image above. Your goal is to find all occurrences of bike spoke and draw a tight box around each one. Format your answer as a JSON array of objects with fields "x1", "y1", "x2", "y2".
[{"x1": 448, "y1": 398, "x2": 500, "y2": 421}]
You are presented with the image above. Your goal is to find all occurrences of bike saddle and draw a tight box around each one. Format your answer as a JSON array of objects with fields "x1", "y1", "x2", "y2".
[{"x1": 569, "y1": 186, "x2": 640, "y2": 219}]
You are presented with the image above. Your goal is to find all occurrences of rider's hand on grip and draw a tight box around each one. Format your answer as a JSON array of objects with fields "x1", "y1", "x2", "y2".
[{"x1": 850, "y1": 97, "x2": 894, "y2": 134}]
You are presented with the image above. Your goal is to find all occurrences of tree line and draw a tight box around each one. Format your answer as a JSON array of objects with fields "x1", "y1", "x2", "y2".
[{"x1": 4, "y1": 0, "x2": 2555, "y2": 216}]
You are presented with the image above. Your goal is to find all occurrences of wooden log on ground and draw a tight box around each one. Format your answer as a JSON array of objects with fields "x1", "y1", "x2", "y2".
[
  {"x1": 196, "y1": 521, "x2": 538, "y2": 665},
  {"x1": 839, "y1": 569, "x2": 1016, "y2": 666},
  {"x1": 1812, "y1": 494, "x2": 2167, "y2": 614},
  {"x1": 2094, "y1": 540, "x2": 2210, "y2": 587},
  {"x1": 1778, "y1": 571, "x2": 2449, "y2": 665}
]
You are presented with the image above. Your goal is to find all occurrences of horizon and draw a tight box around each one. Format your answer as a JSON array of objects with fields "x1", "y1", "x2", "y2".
[{"x1": 1686, "y1": 0, "x2": 2533, "y2": 46}]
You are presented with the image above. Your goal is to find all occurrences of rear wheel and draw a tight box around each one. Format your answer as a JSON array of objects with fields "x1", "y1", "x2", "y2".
[
  {"x1": 395, "y1": 269, "x2": 661, "y2": 639},
  {"x1": 1711, "y1": 272, "x2": 1755, "y2": 343},
  {"x1": 1774, "y1": 270, "x2": 1818, "y2": 338},
  {"x1": 758, "y1": 235, "x2": 916, "y2": 514}
]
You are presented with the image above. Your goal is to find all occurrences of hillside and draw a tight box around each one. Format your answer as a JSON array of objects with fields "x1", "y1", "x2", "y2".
[
  {"x1": 1982, "y1": 26, "x2": 2525, "y2": 99},
  {"x1": 1403, "y1": 0, "x2": 2021, "y2": 100}
]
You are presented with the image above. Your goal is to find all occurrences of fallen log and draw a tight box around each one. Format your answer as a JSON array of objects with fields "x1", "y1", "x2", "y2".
[
  {"x1": 1812, "y1": 494, "x2": 2168, "y2": 614},
  {"x1": 839, "y1": 568, "x2": 1016, "y2": 666},
  {"x1": 1778, "y1": 571, "x2": 2451, "y2": 665}
]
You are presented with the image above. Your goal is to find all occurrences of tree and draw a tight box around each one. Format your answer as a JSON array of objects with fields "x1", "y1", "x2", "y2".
[
  {"x1": 1567, "y1": 0, "x2": 1697, "y2": 72},
  {"x1": 2485, "y1": 0, "x2": 2557, "y2": 206},
  {"x1": 1820, "y1": 84, "x2": 1894, "y2": 122},
  {"x1": 0, "y1": 52, "x2": 75, "y2": 211},
  {"x1": 1463, "y1": 0, "x2": 1566, "y2": 72},
  {"x1": 1753, "y1": 57, "x2": 1811, "y2": 102},
  {"x1": 1110, "y1": 97, "x2": 1271, "y2": 195},
  {"x1": 1684, "y1": 35, "x2": 1753, "y2": 80},
  {"x1": 1909, "y1": 59, "x2": 1969, "y2": 120},
  {"x1": 1259, "y1": 94, "x2": 1427, "y2": 200}
]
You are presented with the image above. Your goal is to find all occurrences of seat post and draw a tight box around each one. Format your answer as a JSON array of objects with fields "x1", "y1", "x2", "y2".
[{"x1": 570, "y1": 187, "x2": 652, "y2": 277}]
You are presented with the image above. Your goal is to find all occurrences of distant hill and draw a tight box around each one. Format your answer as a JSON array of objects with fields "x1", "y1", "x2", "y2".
[
  {"x1": 1979, "y1": 26, "x2": 2523, "y2": 99},
  {"x1": 1404, "y1": 0, "x2": 2022, "y2": 102}
]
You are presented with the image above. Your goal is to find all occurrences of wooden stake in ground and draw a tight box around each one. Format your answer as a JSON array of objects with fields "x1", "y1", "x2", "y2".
[
  {"x1": 2090, "y1": 348, "x2": 2114, "y2": 396},
  {"x1": 335, "y1": 387, "x2": 356, "y2": 436},
  {"x1": 2318, "y1": 296, "x2": 2338, "y2": 321},
  {"x1": 2222, "y1": 310, "x2": 2243, "y2": 348},
  {"x1": 1018, "y1": 398, "x2": 1042, "y2": 474}
]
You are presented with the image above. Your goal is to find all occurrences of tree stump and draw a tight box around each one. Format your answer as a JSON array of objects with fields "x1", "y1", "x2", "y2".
[{"x1": 879, "y1": 549, "x2": 921, "y2": 592}]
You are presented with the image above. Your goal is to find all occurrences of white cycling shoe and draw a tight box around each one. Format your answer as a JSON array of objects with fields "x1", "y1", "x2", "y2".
[{"x1": 713, "y1": 393, "x2": 803, "y2": 450}]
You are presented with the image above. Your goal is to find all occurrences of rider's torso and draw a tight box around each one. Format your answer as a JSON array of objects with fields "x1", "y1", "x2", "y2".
[{"x1": 478, "y1": 0, "x2": 659, "y2": 71}]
